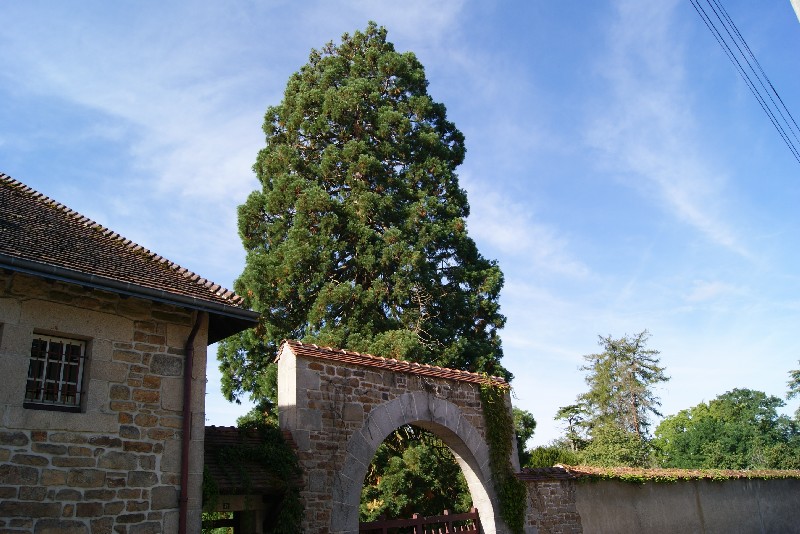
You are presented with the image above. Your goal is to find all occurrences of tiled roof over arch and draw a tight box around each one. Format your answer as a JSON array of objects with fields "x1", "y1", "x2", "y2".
[{"x1": 280, "y1": 339, "x2": 508, "y2": 386}]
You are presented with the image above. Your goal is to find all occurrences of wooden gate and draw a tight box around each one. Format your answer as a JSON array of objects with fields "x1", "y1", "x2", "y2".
[{"x1": 360, "y1": 508, "x2": 481, "y2": 533}]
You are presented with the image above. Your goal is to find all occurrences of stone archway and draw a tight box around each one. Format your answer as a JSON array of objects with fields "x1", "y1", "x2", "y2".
[{"x1": 277, "y1": 340, "x2": 519, "y2": 534}]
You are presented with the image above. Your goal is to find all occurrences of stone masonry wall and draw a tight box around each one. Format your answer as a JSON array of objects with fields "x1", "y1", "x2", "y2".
[
  {"x1": 0, "y1": 271, "x2": 208, "y2": 533},
  {"x1": 278, "y1": 342, "x2": 516, "y2": 534},
  {"x1": 524, "y1": 480, "x2": 583, "y2": 534}
]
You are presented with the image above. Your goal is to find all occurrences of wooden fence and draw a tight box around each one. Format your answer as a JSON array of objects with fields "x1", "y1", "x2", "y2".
[{"x1": 359, "y1": 508, "x2": 481, "y2": 533}]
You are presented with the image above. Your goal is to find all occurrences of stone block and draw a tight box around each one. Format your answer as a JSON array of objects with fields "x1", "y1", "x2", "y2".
[
  {"x1": 12, "y1": 453, "x2": 48, "y2": 466},
  {"x1": 110, "y1": 400, "x2": 136, "y2": 413},
  {"x1": 107, "y1": 477, "x2": 126, "y2": 488},
  {"x1": 128, "y1": 522, "x2": 162, "y2": 534},
  {"x1": 151, "y1": 486, "x2": 178, "y2": 510},
  {"x1": 109, "y1": 384, "x2": 130, "y2": 400},
  {"x1": 9, "y1": 517, "x2": 34, "y2": 528},
  {"x1": 133, "y1": 389, "x2": 160, "y2": 404},
  {"x1": 398, "y1": 392, "x2": 418, "y2": 423},
  {"x1": 150, "y1": 354, "x2": 182, "y2": 377},
  {"x1": 127, "y1": 471, "x2": 158, "y2": 487},
  {"x1": 160, "y1": 377, "x2": 182, "y2": 411},
  {"x1": 19, "y1": 486, "x2": 47, "y2": 501},
  {"x1": 98, "y1": 451, "x2": 138, "y2": 471},
  {"x1": 104, "y1": 501, "x2": 125, "y2": 515},
  {"x1": 0, "y1": 501, "x2": 61, "y2": 518},
  {"x1": 342, "y1": 403, "x2": 363, "y2": 422},
  {"x1": 68, "y1": 446, "x2": 92, "y2": 457},
  {"x1": 119, "y1": 425, "x2": 141, "y2": 439},
  {"x1": 90, "y1": 517, "x2": 113, "y2": 534},
  {"x1": 55, "y1": 489, "x2": 81, "y2": 501},
  {"x1": 117, "y1": 488, "x2": 142, "y2": 499},
  {"x1": 32, "y1": 443, "x2": 68, "y2": 455},
  {"x1": 0, "y1": 431, "x2": 29, "y2": 446},
  {"x1": 83, "y1": 489, "x2": 115, "y2": 501},
  {"x1": 33, "y1": 518, "x2": 89, "y2": 533},
  {"x1": 76, "y1": 502, "x2": 104, "y2": 517},
  {"x1": 90, "y1": 361, "x2": 128, "y2": 383},
  {"x1": 126, "y1": 500, "x2": 149, "y2": 512},
  {"x1": 123, "y1": 441, "x2": 154, "y2": 453},
  {"x1": 160, "y1": 440, "x2": 181, "y2": 473},
  {"x1": 146, "y1": 428, "x2": 174, "y2": 441},
  {"x1": 52, "y1": 456, "x2": 96, "y2": 468},
  {"x1": 0, "y1": 464, "x2": 38, "y2": 485},
  {"x1": 117, "y1": 513, "x2": 146, "y2": 524},
  {"x1": 88, "y1": 436, "x2": 123, "y2": 448},
  {"x1": 0, "y1": 486, "x2": 18, "y2": 498},
  {"x1": 113, "y1": 350, "x2": 143, "y2": 364},
  {"x1": 344, "y1": 432, "x2": 372, "y2": 468},
  {"x1": 66, "y1": 469, "x2": 106, "y2": 488},
  {"x1": 141, "y1": 375, "x2": 161, "y2": 389}
]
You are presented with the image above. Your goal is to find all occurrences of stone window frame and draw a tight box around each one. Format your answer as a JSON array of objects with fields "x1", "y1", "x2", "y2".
[{"x1": 24, "y1": 332, "x2": 89, "y2": 413}]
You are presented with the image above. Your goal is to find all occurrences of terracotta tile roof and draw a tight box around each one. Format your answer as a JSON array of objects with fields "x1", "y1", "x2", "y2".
[
  {"x1": 0, "y1": 173, "x2": 258, "y2": 341},
  {"x1": 204, "y1": 426, "x2": 295, "y2": 495},
  {"x1": 517, "y1": 466, "x2": 582, "y2": 481},
  {"x1": 281, "y1": 339, "x2": 509, "y2": 387}
]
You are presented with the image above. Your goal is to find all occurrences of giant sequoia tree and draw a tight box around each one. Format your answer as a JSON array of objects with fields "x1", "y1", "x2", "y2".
[{"x1": 218, "y1": 23, "x2": 507, "y2": 404}]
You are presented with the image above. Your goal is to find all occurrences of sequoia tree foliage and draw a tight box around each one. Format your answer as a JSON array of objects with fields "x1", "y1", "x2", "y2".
[{"x1": 218, "y1": 22, "x2": 507, "y2": 404}]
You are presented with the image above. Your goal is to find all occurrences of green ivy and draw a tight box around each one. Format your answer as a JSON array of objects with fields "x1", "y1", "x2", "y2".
[
  {"x1": 480, "y1": 382, "x2": 526, "y2": 534},
  {"x1": 570, "y1": 466, "x2": 800, "y2": 484},
  {"x1": 202, "y1": 423, "x2": 303, "y2": 533}
]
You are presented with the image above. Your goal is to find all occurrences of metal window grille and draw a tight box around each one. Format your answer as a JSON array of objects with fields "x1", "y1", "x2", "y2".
[{"x1": 25, "y1": 335, "x2": 86, "y2": 408}]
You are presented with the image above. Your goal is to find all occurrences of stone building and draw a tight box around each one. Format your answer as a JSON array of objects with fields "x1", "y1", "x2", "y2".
[{"x1": 0, "y1": 173, "x2": 258, "y2": 533}]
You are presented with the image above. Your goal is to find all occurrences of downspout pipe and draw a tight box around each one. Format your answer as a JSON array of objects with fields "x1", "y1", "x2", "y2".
[{"x1": 179, "y1": 312, "x2": 203, "y2": 534}]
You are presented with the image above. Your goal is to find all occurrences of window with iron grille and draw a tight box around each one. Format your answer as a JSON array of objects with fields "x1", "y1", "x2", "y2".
[{"x1": 25, "y1": 334, "x2": 87, "y2": 411}]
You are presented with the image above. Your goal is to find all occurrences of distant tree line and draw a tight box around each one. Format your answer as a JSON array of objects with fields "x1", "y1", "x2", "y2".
[{"x1": 524, "y1": 331, "x2": 800, "y2": 470}]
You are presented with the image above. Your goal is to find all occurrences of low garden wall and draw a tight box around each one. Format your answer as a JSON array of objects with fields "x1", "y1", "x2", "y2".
[{"x1": 522, "y1": 467, "x2": 800, "y2": 534}]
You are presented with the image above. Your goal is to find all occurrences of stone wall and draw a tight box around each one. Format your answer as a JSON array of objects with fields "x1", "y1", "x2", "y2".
[
  {"x1": 521, "y1": 471, "x2": 800, "y2": 534},
  {"x1": 278, "y1": 341, "x2": 518, "y2": 534},
  {"x1": 574, "y1": 477, "x2": 800, "y2": 534},
  {"x1": 0, "y1": 271, "x2": 208, "y2": 533},
  {"x1": 524, "y1": 480, "x2": 582, "y2": 534}
]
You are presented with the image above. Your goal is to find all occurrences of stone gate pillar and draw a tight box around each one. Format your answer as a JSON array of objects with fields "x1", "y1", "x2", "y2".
[{"x1": 277, "y1": 340, "x2": 518, "y2": 534}]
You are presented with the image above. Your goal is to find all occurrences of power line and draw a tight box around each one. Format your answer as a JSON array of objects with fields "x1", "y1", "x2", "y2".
[{"x1": 689, "y1": 0, "x2": 800, "y2": 164}]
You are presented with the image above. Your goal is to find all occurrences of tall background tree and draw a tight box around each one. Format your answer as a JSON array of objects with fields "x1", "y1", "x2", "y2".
[
  {"x1": 555, "y1": 330, "x2": 668, "y2": 466},
  {"x1": 218, "y1": 22, "x2": 519, "y2": 520},
  {"x1": 788, "y1": 361, "x2": 800, "y2": 420}
]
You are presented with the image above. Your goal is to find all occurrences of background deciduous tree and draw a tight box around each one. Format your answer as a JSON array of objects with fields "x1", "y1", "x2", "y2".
[{"x1": 654, "y1": 388, "x2": 800, "y2": 469}]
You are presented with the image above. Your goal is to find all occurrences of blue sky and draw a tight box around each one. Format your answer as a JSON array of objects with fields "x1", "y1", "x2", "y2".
[{"x1": 2, "y1": 1, "x2": 799, "y2": 447}]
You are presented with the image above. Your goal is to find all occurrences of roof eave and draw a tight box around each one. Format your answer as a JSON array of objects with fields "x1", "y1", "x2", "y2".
[{"x1": 0, "y1": 253, "x2": 259, "y2": 344}]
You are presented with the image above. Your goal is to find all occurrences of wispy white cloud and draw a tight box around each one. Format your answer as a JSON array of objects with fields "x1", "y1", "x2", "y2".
[
  {"x1": 587, "y1": 0, "x2": 749, "y2": 258},
  {"x1": 463, "y1": 176, "x2": 589, "y2": 278},
  {"x1": 685, "y1": 279, "x2": 743, "y2": 303}
]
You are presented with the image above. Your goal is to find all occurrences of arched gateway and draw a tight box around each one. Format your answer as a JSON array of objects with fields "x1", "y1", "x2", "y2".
[{"x1": 277, "y1": 340, "x2": 520, "y2": 534}]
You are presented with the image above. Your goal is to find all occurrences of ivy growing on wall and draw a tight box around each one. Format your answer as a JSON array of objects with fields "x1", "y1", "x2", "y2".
[
  {"x1": 202, "y1": 422, "x2": 303, "y2": 534},
  {"x1": 480, "y1": 381, "x2": 526, "y2": 534}
]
